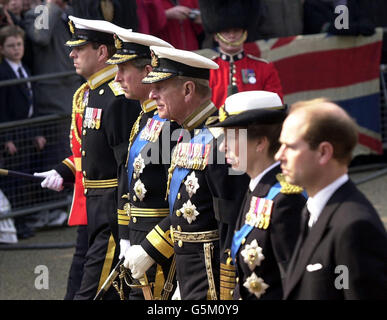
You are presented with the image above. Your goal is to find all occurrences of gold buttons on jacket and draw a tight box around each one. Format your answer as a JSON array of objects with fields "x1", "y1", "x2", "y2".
[
  {"x1": 82, "y1": 150, "x2": 86, "y2": 156},
  {"x1": 83, "y1": 171, "x2": 86, "y2": 177},
  {"x1": 84, "y1": 189, "x2": 88, "y2": 195},
  {"x1": 83, "y1": 129, "x2": 86, "y2": 136},
  {"x1": 177, "y1": 193, "x2": 181, "y2": 200},
  {"x1": 176, "y1": 210, "x2": 181, "y2": 217},
  {"x1": 99, "y1": 89, "x2": 104, "y2": 95},
  {"x1": 178, "y1": 240, "x2": 183, "y2": 248},
  {"x1": 132, "y1": 217, "x2": 137, "y2": 223},
  {"x1": 177, "y1": 225, "x2": 182, "y2": 232}
]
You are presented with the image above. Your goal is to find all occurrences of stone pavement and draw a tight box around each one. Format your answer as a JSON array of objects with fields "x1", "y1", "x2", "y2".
[{"x1": 0, "y1": 168, "x2": 386, "y2": 300}]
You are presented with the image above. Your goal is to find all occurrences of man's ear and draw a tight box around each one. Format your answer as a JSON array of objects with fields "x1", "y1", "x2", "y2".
[
  {"x1": 183, "y1": 81, "x2": 195, "y2": 102},
  {"x1": 317, "y1": 141, "x2": 334, "y2": 165},
  {"x1": 255, "y1": 136, "x2": 268, "y2": 153},
  {"x1": 144, "y1": 64, "x2": 153, "y2": 75},
  {"x1": 97, "y1": 44, "x2": 109, "y2": 61}
]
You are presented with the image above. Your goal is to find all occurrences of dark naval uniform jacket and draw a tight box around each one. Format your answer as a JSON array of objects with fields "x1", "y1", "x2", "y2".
[
  {"x1": 284, "y1": 180, "x2": 387, "y2": 300},
  {"x1": 117, "y1": 99, "x2": 179, "y2": 300},
  {"x1": 57, "y1": 65, "x2": 141, "y2": 299},
  {"x1": 139, "y1": 101, "x2": 249, "y2": 300},
  {"x1": 232, "y1": 164, "x2": 306, "y2": 300}
]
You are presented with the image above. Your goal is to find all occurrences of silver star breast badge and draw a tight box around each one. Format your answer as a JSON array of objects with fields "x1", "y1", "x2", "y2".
[
  {"x1": 180, "y1": 200, "x2": 200, "y2": 224},
  {"x1": 243, "y1": 272, "x2": 269, "y2": 298},
  {"x1": 184, "y1": 171, "x2": 200, "y2": 198},
  {"x1": 133, "y1": 154, "x2": 145, "y2": 177},
  {"x1": 133, "y1": 179, "x2": 147, "y2": 201},
  {"x1": 241, "y1": 239, "x2": 265, "y2": 271}
]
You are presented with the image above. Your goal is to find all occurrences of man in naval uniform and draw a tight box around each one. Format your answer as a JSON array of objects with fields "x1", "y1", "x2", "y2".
[
  {"x1": 123, "y1": 46, "x2": 249, "y2": 300},
  {"x1": 210, "y1": 90, "x2": 306, "y2": 299},
  {"x1": 105, "y1": 27, "x2": 178, "y2": 300},
  {"x1": 198, "y1": 0, "x2": 283, "y2": 109},
  {"x1": 36, "y1": 16, "x2": 141, "y2": 299}
]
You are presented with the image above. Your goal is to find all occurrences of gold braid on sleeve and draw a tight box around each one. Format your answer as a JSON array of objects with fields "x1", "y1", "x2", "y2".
[{"x1": 70, "y1": 83, "x2": 89, "y2": 145}]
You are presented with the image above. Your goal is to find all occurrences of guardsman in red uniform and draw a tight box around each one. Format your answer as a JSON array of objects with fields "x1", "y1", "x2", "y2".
[{"x1": 199, "y1": 0, "x2": 283, "y2": 109}]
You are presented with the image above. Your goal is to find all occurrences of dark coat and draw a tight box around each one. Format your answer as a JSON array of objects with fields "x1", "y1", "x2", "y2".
[
  {"x1": 233, "y1": 165, "x2": 306, "y2": 300},
  {"x1": 0, "y1": 59, "x2": 33, "y2": 123},
  {"x1": 284, "y1": 180, "x2": 387, "y2": 300}
]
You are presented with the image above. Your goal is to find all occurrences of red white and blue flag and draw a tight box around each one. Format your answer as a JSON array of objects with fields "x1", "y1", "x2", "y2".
[{"x1": 244, "y1": 29, "x2": 384, "y2": 155}]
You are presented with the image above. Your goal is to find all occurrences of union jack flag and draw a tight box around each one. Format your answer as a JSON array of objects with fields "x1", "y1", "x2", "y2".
[{"x1": 244, "y1": 29, "x2": 384, "y2": 156}]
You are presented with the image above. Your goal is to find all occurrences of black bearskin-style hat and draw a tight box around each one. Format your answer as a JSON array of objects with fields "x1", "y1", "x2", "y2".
[
  {"x1": 198, "y1": 0, "x2": 261, "y2": 34},
  {"x1": 71, "y1": 0, "x2": 138, "y2": 30}
]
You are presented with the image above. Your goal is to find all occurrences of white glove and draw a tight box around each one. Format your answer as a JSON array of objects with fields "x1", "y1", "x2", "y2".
[
  {"x1": 119, "y1": 239, "x2": 131, "y2": 259},
  {"x1": 171, "y1": 281, "x2": 181, "y2": 300},
  {"x1": 123, "y1": 245, "x2": 155, "y2": 279},
  {"x1": 34, "y1": 170, "x2": 64, "y2": 192}
]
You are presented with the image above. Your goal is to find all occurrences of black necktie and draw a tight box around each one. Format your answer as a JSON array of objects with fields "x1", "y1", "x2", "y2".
[
  {"x1": 300, "y1": 206, "x2": 311, "y2": 242},
  {"x1": 286, "y1": 206, "x2": 311, "y2": 277},
  {"x1": 17, "y1": 66, "x2": 33, "y2": 115}
]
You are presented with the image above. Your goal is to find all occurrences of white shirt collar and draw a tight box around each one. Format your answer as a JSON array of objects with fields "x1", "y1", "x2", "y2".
[
  {"x1": 249, "y1": 161, "x2": 280, "y2": 192},
  {"x1": 307, "y1": 174, "x2": 349, "y2": 227},
  {"x1": 5, "y1": 58, "x2": 24, "y2": 77}
]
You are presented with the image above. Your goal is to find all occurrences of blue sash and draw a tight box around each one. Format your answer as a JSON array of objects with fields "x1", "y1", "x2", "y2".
[
  {"x1": 230, "y1": 182, "x2": 282, "y2": 262},
  {"x1": 127, "y1": 114, "x2": 166, "y2": 188},
  {"x1": 168, "y1": 128, "x2": 214, "y2": 213}
]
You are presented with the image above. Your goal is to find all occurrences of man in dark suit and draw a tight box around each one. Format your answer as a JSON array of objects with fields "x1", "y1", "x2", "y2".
[{"x1": 275, "y1": 98, "x2": 387, "y2": 300}]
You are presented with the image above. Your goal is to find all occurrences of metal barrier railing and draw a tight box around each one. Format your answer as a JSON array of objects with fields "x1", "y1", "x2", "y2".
[
  {"x1": 0, "y1": 71, "x2": 78, "y2": 88},
  {"x1": 0, "y1": 115, "x2": 72, "y2": 217}
]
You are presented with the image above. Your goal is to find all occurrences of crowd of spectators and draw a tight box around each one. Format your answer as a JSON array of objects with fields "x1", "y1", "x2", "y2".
[{"x1": 0, "y1": 0, "x2": 386, "y2": 116}]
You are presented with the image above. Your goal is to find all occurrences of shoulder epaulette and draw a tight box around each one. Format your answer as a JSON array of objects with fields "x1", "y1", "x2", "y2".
[
  {"x1": 247, "y1": 54, "x2": 269, "y2": 64},
  {"x1": 276, "y1": 173, "x2": 304, "y2": 194},
  {"x1": 108, "y1": 80, "x2": 125, "y2": 96},
  {"x1": 195, "y1": 48, "x2": 219, "y2": 61},
  {"x1": 205, "y1": 116, "x2": 218, "y2": 126}
]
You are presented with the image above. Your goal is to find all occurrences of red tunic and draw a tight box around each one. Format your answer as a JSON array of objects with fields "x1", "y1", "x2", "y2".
[
  {"x1": 56, "y1": 85, "x2": 88, "y2": 226},
  {"x1": 65, "y1": 111, "x2": 87, "y2": 226},
  {"x1": 209, "y1": 51, "x2": 284, "y2": 109},
  {"x1": 155, "y1": 0, "x2": 202, "y2": 50},
  {"x1": 136, "y1": 0, "x2": 167, "y2": 35}
]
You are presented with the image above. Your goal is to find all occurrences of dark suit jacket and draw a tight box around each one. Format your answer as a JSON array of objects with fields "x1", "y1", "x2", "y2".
[
  {"x1": 0, "y1": 59, "x2": 33, "y2": 123},
  {"x1": 233, "y1": 165, "x2": 306, "y2": 300},
  {"x1": 284, "y1": 180, "x2": 387, "y2": 300}
]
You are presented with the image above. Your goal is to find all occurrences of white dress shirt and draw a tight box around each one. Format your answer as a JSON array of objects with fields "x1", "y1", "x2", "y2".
[
  {"x1": 249, "y1": 161, "x2": 281, "y2": 192},
  {"x1": 306, "y1": 174, "x2": 349, "y2": 227}
]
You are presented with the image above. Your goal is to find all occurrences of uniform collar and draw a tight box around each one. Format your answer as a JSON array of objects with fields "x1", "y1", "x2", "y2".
[
  {"x1": 142, "y1": 99, "x2": 158, "y2": 113},
  {"x1": 249, "y1": 162, "x2": 280, "y2": 192},
  {"x1": 181, "y1": 100, "x2": 217, "y2": 131},
  {"x1": 87, "y1": 64, "x2": 118, "y2": 90},
  {"x1": 219, "y1": 50, "x2": 245, "y2": 62}
]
